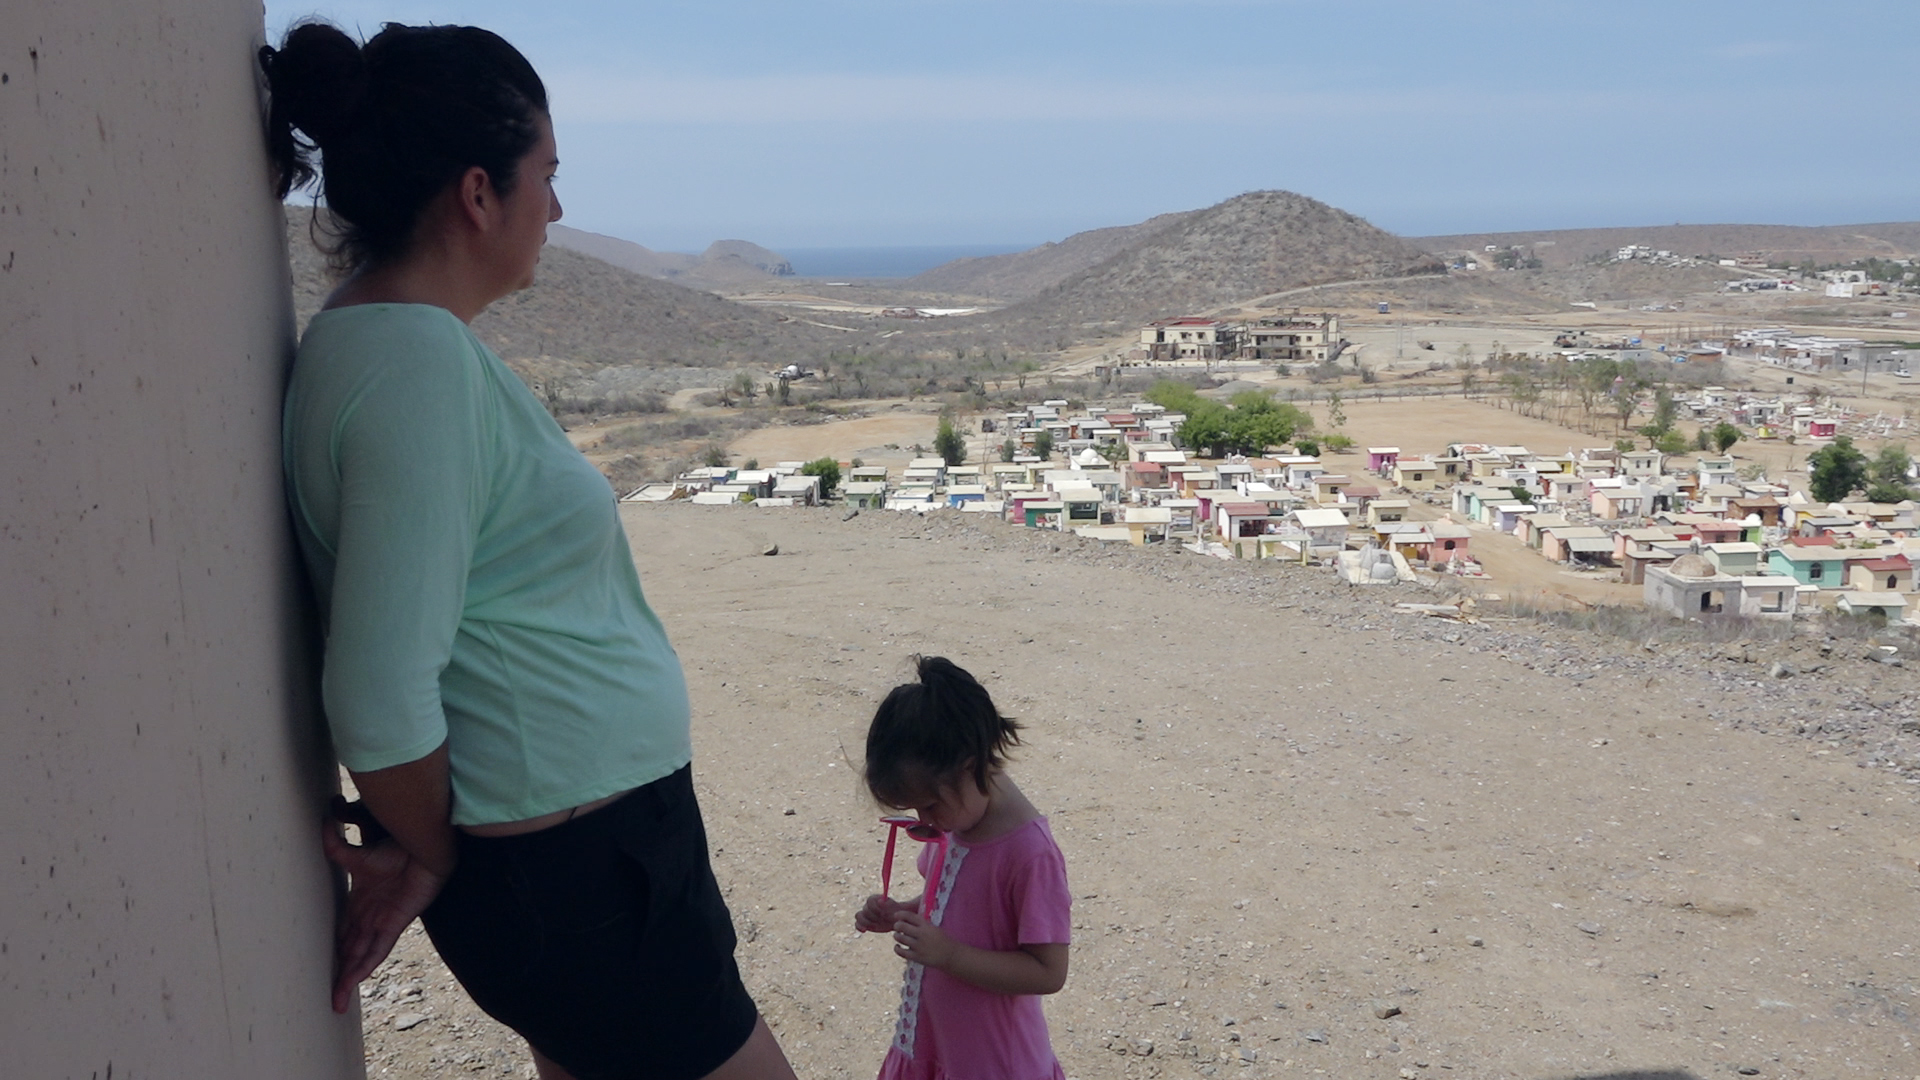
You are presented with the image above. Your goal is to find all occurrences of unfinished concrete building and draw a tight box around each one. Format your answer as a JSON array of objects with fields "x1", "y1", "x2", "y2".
[{"x1": 1644, "y1": 553, "x2": 1799, "y2": 621}]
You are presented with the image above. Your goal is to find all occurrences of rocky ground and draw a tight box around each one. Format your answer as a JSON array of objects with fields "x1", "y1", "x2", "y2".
[{"x1": 354, "y1": 506, "x2": 1920, "y2": 1080}]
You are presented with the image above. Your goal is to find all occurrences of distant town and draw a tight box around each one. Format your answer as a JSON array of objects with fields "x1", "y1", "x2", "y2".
[{"x1": 629, "y1": 317, "x2": 1920, "y2": 628}]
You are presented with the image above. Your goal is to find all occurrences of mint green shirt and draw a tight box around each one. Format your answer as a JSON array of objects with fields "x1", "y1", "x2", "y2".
[{"x1": 284, "y1": 304, "x2": 691, "y2": 825}]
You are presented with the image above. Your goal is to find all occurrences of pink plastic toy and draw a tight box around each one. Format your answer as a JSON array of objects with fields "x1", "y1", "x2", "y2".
[{"x1": 878, "y1": 815, "x2": 950, "y2": 922}]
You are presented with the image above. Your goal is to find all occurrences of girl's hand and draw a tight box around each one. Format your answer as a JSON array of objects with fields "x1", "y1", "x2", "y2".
[
  {"x1": 855, "y1": 893, "x2": 914, "y2": 934},
  {"x1": 891, "y1": 911, "x2": 958, "y2": 970}
]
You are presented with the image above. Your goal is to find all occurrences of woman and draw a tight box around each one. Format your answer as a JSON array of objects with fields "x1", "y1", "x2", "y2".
[{"x1": 262, "y1": 22, "x2": 797, "y2": 1080}]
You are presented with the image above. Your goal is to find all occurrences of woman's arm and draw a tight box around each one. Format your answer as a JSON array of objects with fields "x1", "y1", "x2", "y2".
[
  {"x1": 889, "y1": 913, "x2": 1069, "y2": 995},
  {"x1": 322, "y1": 742, "x2": 458, "y2": 1013},
  {"x1": 290, "y1": 318, "x2": 494, "y2": 1011}
]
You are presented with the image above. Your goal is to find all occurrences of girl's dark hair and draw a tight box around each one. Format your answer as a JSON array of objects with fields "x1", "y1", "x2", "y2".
[
  {"x1": 865, "y1": 656, "x2": 1022, "y2": 806},
  {"x1": 259, "y1": 21, "x2": 548, "y2": 271}
]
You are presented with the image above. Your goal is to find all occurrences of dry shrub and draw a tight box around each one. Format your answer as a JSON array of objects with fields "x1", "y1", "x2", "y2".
[
  {"x1": 1483, "y1": 590, "x2": 1793, "y2": 645},
  {"x1": 601, "y1": 454, "x2": 650, "y2": 495}
]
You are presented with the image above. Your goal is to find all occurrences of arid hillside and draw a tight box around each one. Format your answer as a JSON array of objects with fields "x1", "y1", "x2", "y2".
[
  {"x1": 905, "y1": 210, "x2": 1198, "y2": 301},
  {"x1": 1419, "y1": 222, "x2": 1920, "y2": 269},
  {"x1": 286, "y1": 211, "x2": 836, "y2": 367},
  {"x1": 978, "y1": 191, "x2": 1446, "y2": 342},
  {"x1": 546, "y1": 224, "x2": 796, "y2": 290},
  {"x1": 357, "y1": 505, "x2": 1920, "y2": 1080}
]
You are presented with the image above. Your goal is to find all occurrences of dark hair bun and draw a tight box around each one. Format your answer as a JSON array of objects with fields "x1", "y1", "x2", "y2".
[
  {"x1": 262, "y1": 23, "x2": 367, "y2": 147},
  {"x1": 260, "y1": 22, "x2": 368, "y2": 197}
]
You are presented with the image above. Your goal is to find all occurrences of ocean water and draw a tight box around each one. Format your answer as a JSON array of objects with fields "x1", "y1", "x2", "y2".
[{"x1": 779, "y1": 244, "x2": 1033, "y2": 280}]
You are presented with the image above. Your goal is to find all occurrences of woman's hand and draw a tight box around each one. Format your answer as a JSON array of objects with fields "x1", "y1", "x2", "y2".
[
  {"x1": 855, "y1": 893, "x2": 915, "y2": 934},
  {"x1": 322, "y1": 802, "x2": 449, "y2": 1014},
  {"x1": 890, "y1": 911, "x2": 959, "y2": 970}
]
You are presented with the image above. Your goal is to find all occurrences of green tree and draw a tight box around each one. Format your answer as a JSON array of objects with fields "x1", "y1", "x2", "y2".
[
  {"x1": 999, "y1": 439, "x2": 1017, "y2": 462},
  {"x1": 1873, "y1": 444, "x2": 1911, "y2": 485},
  {"x1": 1229, "y1": 388, "x2": 1276, "y2": 414},
  {"x1": 1293, "y1": 438, "x2": 1320, "y2": 456},
  {"x1": 1325, "y1": 389, "x2": 1346, "y2": 430},
  {"x1": 701, "y1": 444, "x2": 728, "y2": 468},
  {"x1": 1145, "y1": 380, "x2": 1205, "y2": 413},
  {"x1": 1175, "y1": 402, "x2": 1231, "y2": 457},
  {"x1": 1867, "y1": 444, "x2": 1914, "y2": 502},
  {"x1": 1154, "y1": 383, "x2": 1315, "y2": 457},
  {"x1": 1225, "y1": 411, "x2": 1278, "y2": 455},
  {"x1": 1220, "y1": 390, "x2": 1312, "y2": 454},
  {"x1": 800, "y1": 457, "x2": 841, "y2": 497},
  {"x1": 1507, "y1": 485, "x2": 1535, "y2": 504},
  {"x1": 1322, "y1": 434, "x2": 1355, "y2": 453},
  {"x1": 1610, "y1": 371, "x2": 1645, "y2": 428},
  {"x1": 1653, "y1": 430, "x2": 1690, "y2": 456},
  {"x1": 1033, "y1": 429, "x2": 1054, "y2": 460},
  {"x1": 933, "y1": 415, "x2": 967, "y2": 466},
  {"x1": 1808, "y1": 435, "x2": 1870, "y2": 503},
  {"x1": 1649, "y1": 387, "x2": 1677, "y2": 434},
  {"x1": 1712, "y1": 422, "x2": 1741, "y2": 454},
  {"x1": 1574, "y1": 358, "x2": 1619, "y2": 420}
]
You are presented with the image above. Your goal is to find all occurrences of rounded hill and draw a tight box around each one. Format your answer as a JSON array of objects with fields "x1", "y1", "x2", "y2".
[{"x1": 984, "y1": 190, "x2": 1446, "y2": 338}]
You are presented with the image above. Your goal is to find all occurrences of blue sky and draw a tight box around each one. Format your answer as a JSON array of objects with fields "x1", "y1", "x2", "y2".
[{"x1": 264, "y1": 1, "x2": 1919, "y2": 252}]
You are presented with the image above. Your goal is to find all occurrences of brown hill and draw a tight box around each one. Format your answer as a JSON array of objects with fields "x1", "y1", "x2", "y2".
[
  {"x1": 286, "y1": 209, "x2": 834, "y2": 368},
  {"x1": 1418, "y1": 222, "x2": 1920, "y2": 269},
  {"x1": 702, "y1": 239, "x2": 793, "y2": 278},
  {"x1": 544, "y1": 225, "x2": 795, "y2": 291},
  {"x1": 905, "y1": 211, "x2": 1197, "y2": 300},
  {"x1": 978, "y1": 190, "x2": 1445, "y2": 339},
  {"x1": 544, "y1": 223, "x2": 692, "y2": 278}
]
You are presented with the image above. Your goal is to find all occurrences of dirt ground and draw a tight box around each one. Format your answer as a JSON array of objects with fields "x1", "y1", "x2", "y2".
[
  {"x1": 353, "y1": 506, "x2": 1920, "y2": 1080},
  {"x1": 727, "y1": 407, "x2": 944, "y2": 467}
]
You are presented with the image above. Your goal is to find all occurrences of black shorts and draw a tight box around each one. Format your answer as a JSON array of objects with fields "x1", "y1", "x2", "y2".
[{"x1": 422, "y1": 765, "x2": 760, "y2": 1080}]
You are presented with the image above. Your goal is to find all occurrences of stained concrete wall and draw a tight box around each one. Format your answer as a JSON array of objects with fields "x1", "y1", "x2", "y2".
[{"x1": 1, "y1": 3, "x2": 361, "y2": 1077}]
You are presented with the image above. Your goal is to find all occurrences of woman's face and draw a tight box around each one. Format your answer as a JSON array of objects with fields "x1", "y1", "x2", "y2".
[{"x1": 499, "y1": 114, "x2": 562, "y2": 291}]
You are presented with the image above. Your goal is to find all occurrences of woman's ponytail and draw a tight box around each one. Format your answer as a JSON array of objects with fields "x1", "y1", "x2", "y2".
[{"x1": 259, "y1": 22, "x2": 367, "y2": 198}]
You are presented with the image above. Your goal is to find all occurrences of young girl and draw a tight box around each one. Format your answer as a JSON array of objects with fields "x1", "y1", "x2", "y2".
[{"x1": 855, "y1": 656, "x2": 1072, "y2": 1080}]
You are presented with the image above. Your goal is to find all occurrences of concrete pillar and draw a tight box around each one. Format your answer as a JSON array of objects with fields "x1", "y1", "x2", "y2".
[{"x1": 1, "y1": 2, "x2": 361, "y2": 1077}]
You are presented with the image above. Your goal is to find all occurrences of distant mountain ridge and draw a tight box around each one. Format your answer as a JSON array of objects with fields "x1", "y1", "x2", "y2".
[
  {"x1": 1417, "y1": 222, "x2": 1920, "y2": 269},
  {"x1": 978, "y1": 190, "x2": 1445, "y2": 336},
  {"x1": 545, "y1": 224, "x2": 794, "y2": 289},
  {"x1": 287, "y1": 210, "x2": 830, "y2": 367},
  {"x1": 905, "y1": 211, "x2": 1198, "y2": 300}
]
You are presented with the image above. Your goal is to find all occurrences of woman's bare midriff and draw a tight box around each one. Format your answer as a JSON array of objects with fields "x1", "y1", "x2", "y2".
[{"x1": 459, "y1": 788, "x2": 631, "y2": 838}]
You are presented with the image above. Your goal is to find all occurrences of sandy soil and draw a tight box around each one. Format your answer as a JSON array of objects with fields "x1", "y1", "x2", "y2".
[
  {"x1": 727, "y1": 407, "x2": 945, "y2": 467},
  {"x1": 353, "y1": 506, "x2": 1920, "y2": 1080}
]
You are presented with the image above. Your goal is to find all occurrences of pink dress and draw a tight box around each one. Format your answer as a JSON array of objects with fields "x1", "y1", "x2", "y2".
[{"x1": 878, "y1": 816, "x2": 1072, "y2": 1080}]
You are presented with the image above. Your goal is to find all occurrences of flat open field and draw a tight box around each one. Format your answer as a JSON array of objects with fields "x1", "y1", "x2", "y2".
[
  {"x1": 728, "y1": 407, "x2": 943, "y2": 466},
  {"x1": 355, "y1": 506, "x2": 1920, "y2": 1080}
]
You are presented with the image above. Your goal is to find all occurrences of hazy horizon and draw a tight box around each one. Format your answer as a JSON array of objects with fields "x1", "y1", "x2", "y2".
[{"x1": 265, "y1": 1, "x2": 1917, "y2": 252}]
